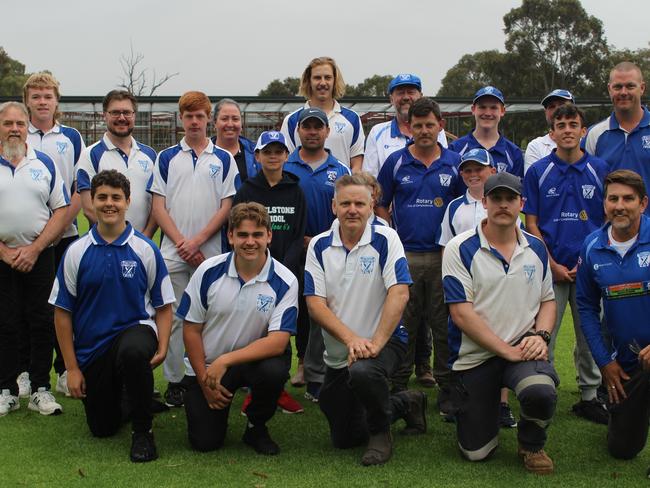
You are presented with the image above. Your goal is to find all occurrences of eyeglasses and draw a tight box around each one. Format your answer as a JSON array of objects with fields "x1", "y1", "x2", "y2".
[{"x1": 107, "y1": 110, "x2": 135, "y2": 118}]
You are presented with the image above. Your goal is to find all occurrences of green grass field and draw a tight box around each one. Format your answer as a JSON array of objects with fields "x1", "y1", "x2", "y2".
[{"x1": 1, "y1": 217, "x2": 647, "y2": 487}]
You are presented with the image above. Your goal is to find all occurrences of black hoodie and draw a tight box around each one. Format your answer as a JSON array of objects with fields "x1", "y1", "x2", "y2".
[{"x1": 233, "y1": 170, "x2": 306, "y2": 276}]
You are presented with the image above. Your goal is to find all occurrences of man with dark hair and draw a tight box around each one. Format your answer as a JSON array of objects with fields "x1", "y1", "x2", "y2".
[
  {"x1": 180, "y1": 202, "x2": 298, "y2": 455},
  {"x1": 50, "y1": 169, "x2": 174, "y2": 462},
  {"x1": 524, "y1": 104, "x2": 610, "y2": 424},
  {"x1": 376, "y1": 97, "x2": 461, "y2": 415},
  {"x1": 77, "y1": 90, "x2": 157, "y2": 236},
  {"x1": 577, "y1": 169, "x2": 650, "y2": 470}
]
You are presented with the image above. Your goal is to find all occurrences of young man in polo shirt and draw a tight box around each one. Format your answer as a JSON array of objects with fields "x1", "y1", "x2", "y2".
[
  {"x1": 449, "y1": 86, "x2": 524, "y2": 178},
  {"x1": 305, "y1": 174, "x2": 427, "y2": 466},
  {"x1": 49, "y1": 170, "x2": 174, "y2": 462},
  {"x1": 524, "y1": 104, "x2": 610, "y2": 424},
  {"x1": 442, "y1": 172, "x2": 558, "y2": 474},
  {"x1": 179, "y1": 202, "x2": 298, "y2": 455},
  {"x1": 376, "y1": 97, "x2": 461, "y2": 415},
  {"x1": 150, "y1": 91, "x2": 239, "y2": 408}
]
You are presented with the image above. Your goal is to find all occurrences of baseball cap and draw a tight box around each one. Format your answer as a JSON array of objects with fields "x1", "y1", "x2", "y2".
[
  {"x1": 473, "y1": 86, "x2": 505, "y2": 105},
  {"x1": 255, "y1": 131, "x2": 289, "y2": 151},
  {"x1": 459, "y1": 148, "x2": 494, "y2": 170},
  {"x1": 541, "y1": 89, "x2": 575, "y2": 108},
  {"x1": 484, "y1": 172, "x2": 522, "y2": 196},
  {"x1": 388, "y1": 74, "x2": 422, "y2": 94},
  {"x1": 298, "y1": 107, "x2": 328, "y2": 127}
]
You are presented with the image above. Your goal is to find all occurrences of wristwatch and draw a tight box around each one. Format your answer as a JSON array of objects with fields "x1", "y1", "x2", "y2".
[{"x1": 535, "y1": 330, "x2": 551, "y2": 344}]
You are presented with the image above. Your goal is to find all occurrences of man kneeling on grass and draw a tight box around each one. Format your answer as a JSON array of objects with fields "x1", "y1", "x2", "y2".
[
  {"x1": 50, "y1": 170, "x2": 175, "y2": 462},
  {"x1": 179, "y1": 202, "x2": 298, "y2": 455}
]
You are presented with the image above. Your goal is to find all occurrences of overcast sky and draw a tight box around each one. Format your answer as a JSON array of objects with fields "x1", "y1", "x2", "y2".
[{"x1": 4, "y1": 0, "x2": 648, "y2": 97}]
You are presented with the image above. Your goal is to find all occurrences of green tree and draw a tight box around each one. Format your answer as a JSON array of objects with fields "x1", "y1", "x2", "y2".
[
  {"x1": 346, "y1": 75, "x2": 393, "y2": 97},
  {"x1": 258, "y1": 77, "x2": 300, "y2": 97},
  {"x1": 0, "y1": 47, "x2": 30, "y2": 96}
]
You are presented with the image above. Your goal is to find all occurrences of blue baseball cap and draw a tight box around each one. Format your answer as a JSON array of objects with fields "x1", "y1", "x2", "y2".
[
  {"x1": 388, "y1": 74, "x2": 422, "y2": 94},
  {"x1": 298, "y1": 107, "x2": 328, "y2": 127},
  {"x1": 473, "y1": 86, "x2": 505, "y2": 105},
  {"x1": 459, "y1": 148, "x2": 494, "y2": 169},
  {"x1": 541, "y1": 89, "x2": 575, "y2": 108},
  {"x1": 255, "y1": 131, "x2": 289, "y2": 151}
]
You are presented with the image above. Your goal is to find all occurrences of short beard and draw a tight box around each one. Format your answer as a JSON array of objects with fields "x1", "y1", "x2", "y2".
[
  {"x1": 1, "y1": 138, "x2": 26, "y2": 162},
  {"x1": 108, "y1": 125, "x2": 134, "y2": 138}
]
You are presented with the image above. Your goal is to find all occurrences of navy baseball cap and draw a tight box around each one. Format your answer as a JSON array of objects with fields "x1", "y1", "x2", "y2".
[
  {"x1": 473, "y1": 86, "x2": 505, "y2": 105},
  {"x1": 541, "y1": 89, "x2": 575, "y2": 108},
  {"x1": 388, "y1": 74, "x2": 422, "y2": 94},
  {"x1": 254, "y1": 131, "x2": 289, "y2": 151},
  {"x1": 484, "y1": 172, "x2": 522, "y2": 196},
  {"x1": 459, "y1": 148, "x2": 494, "y2": 169},
  {"x1": 298, "y1": 107, "x2": 328, "y2": 127}
]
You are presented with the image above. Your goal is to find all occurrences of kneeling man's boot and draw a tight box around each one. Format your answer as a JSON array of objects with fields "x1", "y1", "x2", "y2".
[{"x1": 361, "y1": 430, "x2": 393, "y2": 466}]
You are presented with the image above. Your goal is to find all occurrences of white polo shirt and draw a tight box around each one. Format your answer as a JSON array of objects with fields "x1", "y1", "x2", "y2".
[
  {"x1": 280, "y1": 101, "x2": 365, "y2": 167},
  {"x1": 28, "y1": 122, "x2": 85, "y2": 238},
  {"x1": 177, "y1": 251, "x2": 298, "y2": 376},
  {"x1": 0, "y1": 146, "x2": 69, "y2": 247},
  {"x1": 363, "y1": 118, "x2": 448, "y2": 177},
  {"x1": 304, "y1": 220, "x2": 412, "y2": 369},
  {"x1": 77, "y1": 134, "x2": 156, "y2": 232},
  {"x1": 442, "y1": 222, "x2": 554, "y2": 371},
  {"x1": 524, "y1": 133, "x2": 555, "y2": 175},
  {"x1": 149, "y1": 138, "x2": 238, "y2": 263}
]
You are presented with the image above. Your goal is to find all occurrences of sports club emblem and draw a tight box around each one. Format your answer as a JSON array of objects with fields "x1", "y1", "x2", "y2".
[
  {"x1": 209, "y1": 164, "x2": 220, "y2": 179},
  {"x1": 138, "y1": 160, "x2": 149, "y2": 172},
  {"x1": 334, "y1": 122, "x2": 346, "y2": 134},
  {"x1": 523, "y1": 264, "x2": 536, "y2": 284},
  {"x1": 638, "y1": 252, "x2": 650, "y2": 268},
  {"x1": 484, "y1": 86, "x2": 494, "y2": 95},
  {"x1": 642, "y1": 135, "x2": 650, "y2": 149},
  {"x1": 56, "y1": 141, "x2": 68, "y2": 154},
  {"x1": 29, "y1": 169, "x2": 43, "y2": 181},
  {"x1": 327, "y1": 170, "x2": 337, "y2": 182},
  {"x1": 582, "y1": 185, "x2": 595, "y2": 199},
  {"x1": 120, "y1": 260, "x2": 137, "y2": 278},
  {"x1": 496, "y1": 162, "x2": 508, "y2": 173},
  {"x1": 439, "y1": 174, "x2": 451, "y2": 187},
  {"x1": 359, "y1": 256, "x2": 375, "y2": 274},
  {"x1": 256, "y1": 294, "x2": 274, "y2": 312},
  {"x1": 267, "y1": 131, "x2": 280, "y2": 140}
]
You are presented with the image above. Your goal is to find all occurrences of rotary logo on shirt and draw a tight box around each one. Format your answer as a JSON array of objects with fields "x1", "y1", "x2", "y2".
[
  {"x1": 120, "y1": 260, "x2": 137, "y2": 278},
  {"x1": 256, "y1": 294, "x2": 275, "y2": 312}
]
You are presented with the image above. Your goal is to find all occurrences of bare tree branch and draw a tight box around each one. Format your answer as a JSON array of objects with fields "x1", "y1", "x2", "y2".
[{"x1": 118, "y1": 41, "x2": 178, "y2": 96}]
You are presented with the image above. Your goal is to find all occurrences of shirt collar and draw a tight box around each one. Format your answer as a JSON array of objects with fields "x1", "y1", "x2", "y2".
[
  {"x1": 226, "y1": 249, "x2": 274, "y2": 283},
  {"x1": 609, "y1": 106, "x2": 650, "y2": 131},
  {"x1": 102, "y1": 133, "x2": 139, "y2": 154},
  {"x1": 331, "y1": 219, "x2": 373, "y2": 249},
  {"x1": 476, "y1": 218, "x2": 529, "y2": 250},
  {"x1": 28, "y1": 122, "x2": 61, "y2": 135},
  {"x1": 548, "y1": 149, "x2": 590, "y2": 172},
  {"x1": 89, "y1": 222, "x2": 134, "y2": 247},
  {"x1": 390, "y1": 118, "x2": 409, "y2": 139},
  {"x1": 180, "y1": 136, "x2": 213, "y2": 155},
  {"x1": 304, "y1": 100, "x2": 341, "y2": 115}
]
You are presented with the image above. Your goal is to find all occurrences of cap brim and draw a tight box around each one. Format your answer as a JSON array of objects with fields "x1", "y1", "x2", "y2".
[{"x1": 485, "y1": 184, "x2": 521, "y2": 195}]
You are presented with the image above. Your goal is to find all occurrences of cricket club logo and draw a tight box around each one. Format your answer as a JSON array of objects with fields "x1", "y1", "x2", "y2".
[
  {"x1": 267, "y1": 131, "x2": 281, "y2": 140},
  {"x1": 638, "y1": 252, "x2": 650, "y2": 268},
  {"x1": 29, "y1": 169, "x2": 43, "y2": 181},
  {"x1": 582, "y1": 185, "x2": 595, "y2": 199},
  {"x1": 334, "y1": 122, "x2": 346, "y2": 134},
  {"x1": 483, "y1": 86, "x2": 495, "y2": 95},
  {"x1": 327, "y1": 170, "x2": 338, "y2": 182},
  {"x1": 642, "y1": 135, "x2": 650, "y2": 149},
  {"x1": 256, "y1": 294, "x2": 275, "y2": 312},
  {"x1": 209, "y1": 164, "x2": 220, "y2": 179},
  {"x1": 496, "y1": 162, "x2": 508, "y2": 173},
  {"x1": 138, "y1": 160, "x2": 149, "y2": 172},
  {"x1": 523, "y1": 264, "x2": 536, "y2": 284},
  {"x1": 56, "y1": 141, "x2": 68, "y2": 154},
  {"x1": 359, "y1": 256, "x2": 375, "y2": 275},
  {"x1": 439, "y1": 174, "x2": 452, "y2": 187},
  {"x1": 120, "y1": 260, "x2": 137, "y2": 278}
]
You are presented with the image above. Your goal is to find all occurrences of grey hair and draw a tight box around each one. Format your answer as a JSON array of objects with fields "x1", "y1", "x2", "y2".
[
  {"x1": 213, "y1": 98, "x2": 241, "y2": 120},
  {"x1": 0, "y1": 101, "x2": 29, "y2": 119}
]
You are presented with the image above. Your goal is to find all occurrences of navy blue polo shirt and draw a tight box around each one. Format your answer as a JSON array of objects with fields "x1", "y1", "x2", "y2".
[
  {"x1": 523, "y1": 150, "x2": 609, "y2": 269},
  {"x1": 449, "y1": 132, "x2": 524, "y2": 178},
  {"x1": 377, "y1": 145, "x2": 461, "y2": 252}
]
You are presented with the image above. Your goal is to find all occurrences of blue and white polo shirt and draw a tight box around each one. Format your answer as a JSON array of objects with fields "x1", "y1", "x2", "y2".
[
  {"x1": 449, "y1": 132, "x2": 524, "y2": 178},
  {"x1": 0, "y1": 146, "x2": 69, "y2": 247},
  {"x1": 77, "y1": 134, "x2": 156, "y2": 232},
  {"x1": 304, "y1": 220, "x2": 412, "y2": 369},
  {"x1": 177, "y1": 251, "x2": 298, "y2": 375},
  {"x1": 48, "y1": 223, "x2": 175, "y2": 369}
]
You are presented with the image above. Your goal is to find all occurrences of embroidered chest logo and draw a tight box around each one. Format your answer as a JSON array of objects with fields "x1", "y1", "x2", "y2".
[
  {"x1": 209, "y1": 164, "x2": 221, "y2": 179},
  {"x1": 120, "y1": 260, "x2": 137, "y2": 278},
  {"x1": 401, "y1": 175, "x2": 412, "y2": 184},
  {"x1": 29, "y1": 169, "x2": 43, "y2": 181},
  {"x1": 256, "y1": 294, "x2": 275, "y2": 312},
  {"x1": 56, "y1": 141, "x2": 68, "y2": 154},
  {"x1": 496, "y1": 162, "x2": 508, "y2": 173},
  {"x1": 327, "y1": 170, "x2": 338, "y2": 182},
  {"x1": 138, "y1": 160, "x2": 149, "y2": 172},
  {"x1": 523, "y1": 264, "x2": 536, "y2": 284},
  {"x1": 546, "y1": 187, "x2": 559, "y2": 197},
  {"x1": 582, "y1": 185, "x2": 595, "y2": 199},
  {"x1": 359, "y1": 256, "x2": 376, "y2": 274},
  {"x1": 439, "y1": 174, "x2": 451, "y2": 187},
  {"x1": 334, "y1": 122, "x2": 346, "y2": 134},
  {"x1": 642, "y1": 135, "x2": 650, "y2": 149},
  {"x1": 638, "y1": 251, "x2": 650, "y2": 268}
]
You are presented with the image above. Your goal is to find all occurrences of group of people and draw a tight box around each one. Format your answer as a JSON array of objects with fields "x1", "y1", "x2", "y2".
[{"x1": 1, "y1": 55, "x2": 649, "y2": 476}]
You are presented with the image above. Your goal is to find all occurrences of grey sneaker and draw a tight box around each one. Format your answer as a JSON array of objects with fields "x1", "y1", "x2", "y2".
[{"x1": 0, "y1": 389, "x2": 20, "y2": 416}]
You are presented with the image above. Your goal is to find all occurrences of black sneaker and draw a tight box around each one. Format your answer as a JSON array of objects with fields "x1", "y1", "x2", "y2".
[
  {"x1": 437, "y1": 387, "x2": 455, "y2": 423},
  {"x1": 400, "y1": 390, "x2": 428, "y2": 435},
  {"x1": 242, "y1": 424, "x2": 280, "y2": 455},
  {"x1": 164, "y1": 383, "x2": 185, "y2": 408},
  {"x1": 304, "y1": 382, "x2": 321, "y2": 403},
  {"x1": 499, "y1": 402, "x2": 517, "y2": 428},
  {"x1": 130, "y1": 431, "x2": 158, "y2": 463},
  {"x1": 572, "y1": 399, "x2": 608, "y2": 425}
]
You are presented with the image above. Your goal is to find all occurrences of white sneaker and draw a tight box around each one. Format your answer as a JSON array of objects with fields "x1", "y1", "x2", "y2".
[
  {"x1": 28, "y1": 388, "x2": 63, "y2": 416},
  {"x1": 56, "y1": 371, "x2": 71, "y2": 397},
  {"x1": 0, "y1": 389, "x2": 20, "y2": 416},
  {"x1": 17, "y1": 372, "x2": 31, "y2": 398}
]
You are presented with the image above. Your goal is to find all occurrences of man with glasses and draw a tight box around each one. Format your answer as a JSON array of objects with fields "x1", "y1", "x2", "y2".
[{"x1": 77, "y1": 90, "x2": 157, "y2": 236}]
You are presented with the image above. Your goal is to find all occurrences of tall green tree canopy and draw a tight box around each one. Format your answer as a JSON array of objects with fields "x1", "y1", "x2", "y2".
[
  {"x1": 345, "y1": 75, "x2": 394, "y2": 97},
  {"x1": 0, "y1": 47, "x2": 30, "y2": 96},
  {"x1": 258, "y1": 77, "x2": 300, "y2": 97}
]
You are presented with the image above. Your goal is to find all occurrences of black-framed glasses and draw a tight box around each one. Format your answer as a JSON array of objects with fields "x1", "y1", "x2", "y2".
[{"x1": 107, "y1": 110, "x2": 135, "y2": 118}]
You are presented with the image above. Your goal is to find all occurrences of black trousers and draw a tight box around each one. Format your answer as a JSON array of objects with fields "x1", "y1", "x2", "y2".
[
  {"x1": 319, "y1": 338, "x2": 410, "y2": 449},
  {"x1": 607, "y1": 368, "x2": 650, "y2": 460},
  {"x1": 81, "y1": 324, "x2": 158, "y2": 437},
  {"x1": 184, "y1": 351, "x2": 290, "y2": 452},
  {"x1": 0, "y1": 247, "x2": 55, "y2": 394}
]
